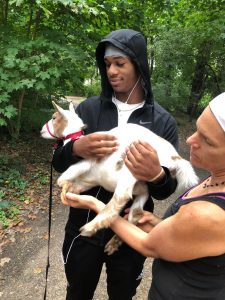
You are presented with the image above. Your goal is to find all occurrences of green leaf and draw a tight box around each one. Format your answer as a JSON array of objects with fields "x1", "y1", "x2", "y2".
[
  {"x1": 3, "y1": 105, "x2": 17, "y2": 118},
  {"x1": 35, "y1": 81, "x2": 46, "y2": 90},
  {"x1": 0, "y1": 118, "x2": 7, "y2": 126},
  {"x1": 19, "y1": 79, "x2": 36, "y2": 88},
  {"x1": 37, "y1": 72, "x2": 51, "y2": 80}
]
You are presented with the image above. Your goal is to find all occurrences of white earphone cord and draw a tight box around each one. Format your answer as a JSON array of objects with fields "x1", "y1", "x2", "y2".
[
  {"x1": 114, "y1": 75, "x2": 141, "y2": 104},
  {"x1": 62, "y1": 187, "x2": 102, "y2": 265}
]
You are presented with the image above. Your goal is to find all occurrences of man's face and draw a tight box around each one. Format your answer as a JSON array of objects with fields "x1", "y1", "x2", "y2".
[{"x1": 104, "y1": 56, "x2": 139, "y2": 96}]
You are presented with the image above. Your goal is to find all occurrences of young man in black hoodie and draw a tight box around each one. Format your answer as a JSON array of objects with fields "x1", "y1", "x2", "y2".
[{"x1": 53, "y1": 29, "x2": 179, "y2": 300}]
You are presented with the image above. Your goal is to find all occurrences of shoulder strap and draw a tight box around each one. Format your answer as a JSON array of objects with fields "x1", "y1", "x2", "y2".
[{"x1": 179, "y1": 193, "x2": 225, "y2": 210}]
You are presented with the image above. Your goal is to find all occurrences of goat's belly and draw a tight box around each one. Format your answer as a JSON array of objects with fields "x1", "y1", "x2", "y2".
[
  {"x1": 95, "y1": 175, "x2": 118, "y2": 192},
  {"x1": 94, "y1": 168, "x2": 119, "y2": 192},
  {"x1": 79, "y1": 170, "x2": 119, "y2": 193}
]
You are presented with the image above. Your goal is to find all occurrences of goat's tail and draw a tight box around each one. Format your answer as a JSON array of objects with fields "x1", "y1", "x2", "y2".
[{"x1": 173, "y1": 158, "x2": 199, "y2": 193}]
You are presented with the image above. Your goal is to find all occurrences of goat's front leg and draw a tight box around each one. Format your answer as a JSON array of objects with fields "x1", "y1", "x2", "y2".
[
  {"x1": 57, "y1": 161, "x2": 91, "y2": 187},
  {"x1": 58, "y1": 161, "x2": 94, "y2": 201},
  {"x1": 61, "y1": 181, "x2": 76, "y2": 202},
  {"x1": 80, "y1": 169, "x2": 137, "y2": 237}
]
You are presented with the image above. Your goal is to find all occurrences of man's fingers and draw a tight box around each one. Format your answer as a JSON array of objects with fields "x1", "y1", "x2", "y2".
[
  {"x1": 94, "y1": 133, "x2": 117, "y2": 141},
  {"x1": 93, "y1": 146, "x2": 119, "y2": 157},
  {"x1": 138, "y1": 140, "x2": 156, "y2": 152},
  {"x1": 97, "y1": 140, "x2": 119, "y2": 149}
]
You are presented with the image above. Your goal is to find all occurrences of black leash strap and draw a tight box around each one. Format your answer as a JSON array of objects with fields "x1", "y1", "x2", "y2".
[{"x1": 44, "y1": 161, "x2": 53, "y2": 300}]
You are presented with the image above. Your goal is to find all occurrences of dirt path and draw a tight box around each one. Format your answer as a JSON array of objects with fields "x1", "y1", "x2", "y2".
[{"x1": 0, "y1": 120, "x2": 207, "y2": 300}]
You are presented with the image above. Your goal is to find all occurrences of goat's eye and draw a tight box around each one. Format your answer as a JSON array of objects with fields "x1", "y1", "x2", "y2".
[{"x1": 52, "y1": 116, "x2": 56, "y2": 120}]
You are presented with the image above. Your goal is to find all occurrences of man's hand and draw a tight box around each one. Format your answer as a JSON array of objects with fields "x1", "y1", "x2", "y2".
[
  {"x1": 73, "y1": 133, "x2": 119, "y2": 159},
  {"x1": 124, "y1": 209, "x2": 161, "y2": 233},
  {"x1": 125, "y1": 141, "x2": 165, "y2": 182}
]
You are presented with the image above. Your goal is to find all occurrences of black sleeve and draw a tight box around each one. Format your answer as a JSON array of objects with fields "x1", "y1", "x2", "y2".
[
  {"x1": 52, "y1": 139, "x2": 82, "y2": 173},
  {"x1": 147, "y1": 167, "x2": 177, "y2": 200}
]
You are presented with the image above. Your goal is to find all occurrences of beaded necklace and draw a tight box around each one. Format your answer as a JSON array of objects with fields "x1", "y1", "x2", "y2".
[{"x1": 202, "y1": 177, "x2": 225, "y2": 188}]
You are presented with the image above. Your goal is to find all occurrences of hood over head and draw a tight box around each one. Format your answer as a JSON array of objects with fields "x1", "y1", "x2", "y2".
[{"x1": 96, "y1": 29, "x2": 154, "y2": 104}]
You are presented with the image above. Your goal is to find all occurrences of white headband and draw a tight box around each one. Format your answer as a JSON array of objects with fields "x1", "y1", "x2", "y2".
[
  {"x1": 209, "y1": 92, "x2": 225, "y2": 132},
  {"x1": 104, "y1": 44, "x2": 128, "y2": 58}
]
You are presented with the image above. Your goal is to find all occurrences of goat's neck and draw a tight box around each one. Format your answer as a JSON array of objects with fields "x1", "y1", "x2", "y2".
[{"x1": 61, "y1": 126, "x2": 84, "y2": 145}]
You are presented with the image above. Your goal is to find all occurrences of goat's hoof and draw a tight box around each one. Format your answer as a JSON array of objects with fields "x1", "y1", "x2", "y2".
[
  {"x1": 128, "y1": 208, "x2": 144, "y2": 224},
  {"x1": 80, "y1": 223, "x2": 97, "y2": 237},
  {"x1": 61, "y1": 182, "x2": 74, "y2": 194},
  {"x1": 104, "y1": 235, "x2": 123, "y2": 255},
  {"x1": 57, "y1": 177, "x2": 66, "y2": 187}
]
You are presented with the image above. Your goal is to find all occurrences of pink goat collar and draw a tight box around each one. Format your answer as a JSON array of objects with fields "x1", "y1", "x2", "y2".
[{"x1": 63, "y1": 131, "x2": 84, "y2": 140}]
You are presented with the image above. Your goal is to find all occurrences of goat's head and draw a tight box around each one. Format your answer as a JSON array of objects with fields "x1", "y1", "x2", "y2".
[{"x1": 41, "y1": 101, "x2": 85, "y2": 140}]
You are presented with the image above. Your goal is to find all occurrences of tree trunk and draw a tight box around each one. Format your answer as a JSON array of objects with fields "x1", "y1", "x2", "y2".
[
  {"x1": 187, "y1": 53, "x2": 208, "y2": 121},
  {"x1": 32, "y1": 8, "x2": 41, "y2": 40},
  {"x1": 148, "y1": 37, "x2": 154, "y2": 77},
  {"x1": 27, "y1": 0, "x2": 34, "y2": 38},
  {"x1": 1, "y1": 0, "x2": 9, "y2": 25},
  {"x1": 15, "y1": 89, "x2": 26, "y2": 137}
]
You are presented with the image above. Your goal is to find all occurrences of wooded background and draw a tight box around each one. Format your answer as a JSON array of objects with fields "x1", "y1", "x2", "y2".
[{"x1": 0, "y1": 0, "x2": 225, "y2": 138}]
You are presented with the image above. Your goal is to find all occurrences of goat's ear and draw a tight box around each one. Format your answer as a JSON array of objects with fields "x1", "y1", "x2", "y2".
[
  {"x1": 69, "y1": 102, "x2": 76, "y2": 114},
  {"x1": 52, "y1": 101, "x2": 63, "y2": 113}
]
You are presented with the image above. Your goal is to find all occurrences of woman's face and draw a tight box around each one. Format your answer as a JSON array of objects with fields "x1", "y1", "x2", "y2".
[
  {"x1": 187, "y1": 106, "x2": 225, "y2": 174},
  {"x1": 104, "y1": 56, "x2": 139, "y2": 99}
]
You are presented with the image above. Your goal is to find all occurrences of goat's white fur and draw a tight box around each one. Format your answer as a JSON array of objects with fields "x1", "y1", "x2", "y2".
[{"x1": 41, "y1": 101, "x2": 199, "y2": 253}]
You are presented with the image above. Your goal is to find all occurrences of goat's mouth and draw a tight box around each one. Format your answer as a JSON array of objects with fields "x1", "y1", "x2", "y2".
[
  {"x1": 40, "y1": 129, "x2": 47, "y2": 135},
  {"x1": 40, "y1": 129, "x2": 45, "y2": 136}
]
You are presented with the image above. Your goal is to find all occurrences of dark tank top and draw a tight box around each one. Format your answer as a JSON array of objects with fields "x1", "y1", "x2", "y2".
[{"x1": 149, "y1": 191, "x2": 225, "y2": 300}]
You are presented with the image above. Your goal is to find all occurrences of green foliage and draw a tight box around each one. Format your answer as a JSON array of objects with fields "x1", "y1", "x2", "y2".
[
  {"x1": 31, "y1": 170, "x2": 49, "y2": 186},
  {"x1": 0, "y1": 159, "x2": 27, "y2": 228},
  {"x1": 20, "y1": 108, "x2": 53, "y2": 133},
  {"x1": 83, "y1": 80, "x2": 101, "y2": 98},
  {"x1": 0, "y1": 152, "x2": 29, "y2": 227},
  {"x1": 0, "y1": 168, "x2": 27, "y2": 196},
  {"x1": 0, "y1": 0, "x2": 224, "y2": 135},
  {"x1": 151, "y1": 0, "x2": 225, "y2": 114},
  {"x1": 0, "y1": 201, "x2": 20, "y2": 228},
  {"x1": 0, "y1": 33, "x2": 86, "y2": 137}
]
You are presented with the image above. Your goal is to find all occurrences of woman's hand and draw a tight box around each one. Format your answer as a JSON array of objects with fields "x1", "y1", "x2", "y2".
[{"x1": 62, "y1": 192, "x2": 105, "y2": 213}]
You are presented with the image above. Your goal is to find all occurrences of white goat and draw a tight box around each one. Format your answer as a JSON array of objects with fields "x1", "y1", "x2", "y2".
[{"x1": 41, "y1": 101, "x2": 199, "y2": 253}]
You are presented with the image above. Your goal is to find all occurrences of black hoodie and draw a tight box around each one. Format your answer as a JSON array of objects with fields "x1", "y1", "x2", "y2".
[
  {"x1": 52, "y1": 29, "x2": 179, "y2": 245},
  {"x1": 96, "y1": 29, "x2": 153, "y2": 103}
]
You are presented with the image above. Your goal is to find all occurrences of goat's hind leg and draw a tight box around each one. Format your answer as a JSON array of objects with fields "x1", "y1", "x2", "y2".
[
  {"x1": 104, "y1": 235, "x2": 123, "y2": 255},
  {"x1": 104, "y1": 183, "x2": 148, "y2": 255}
]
